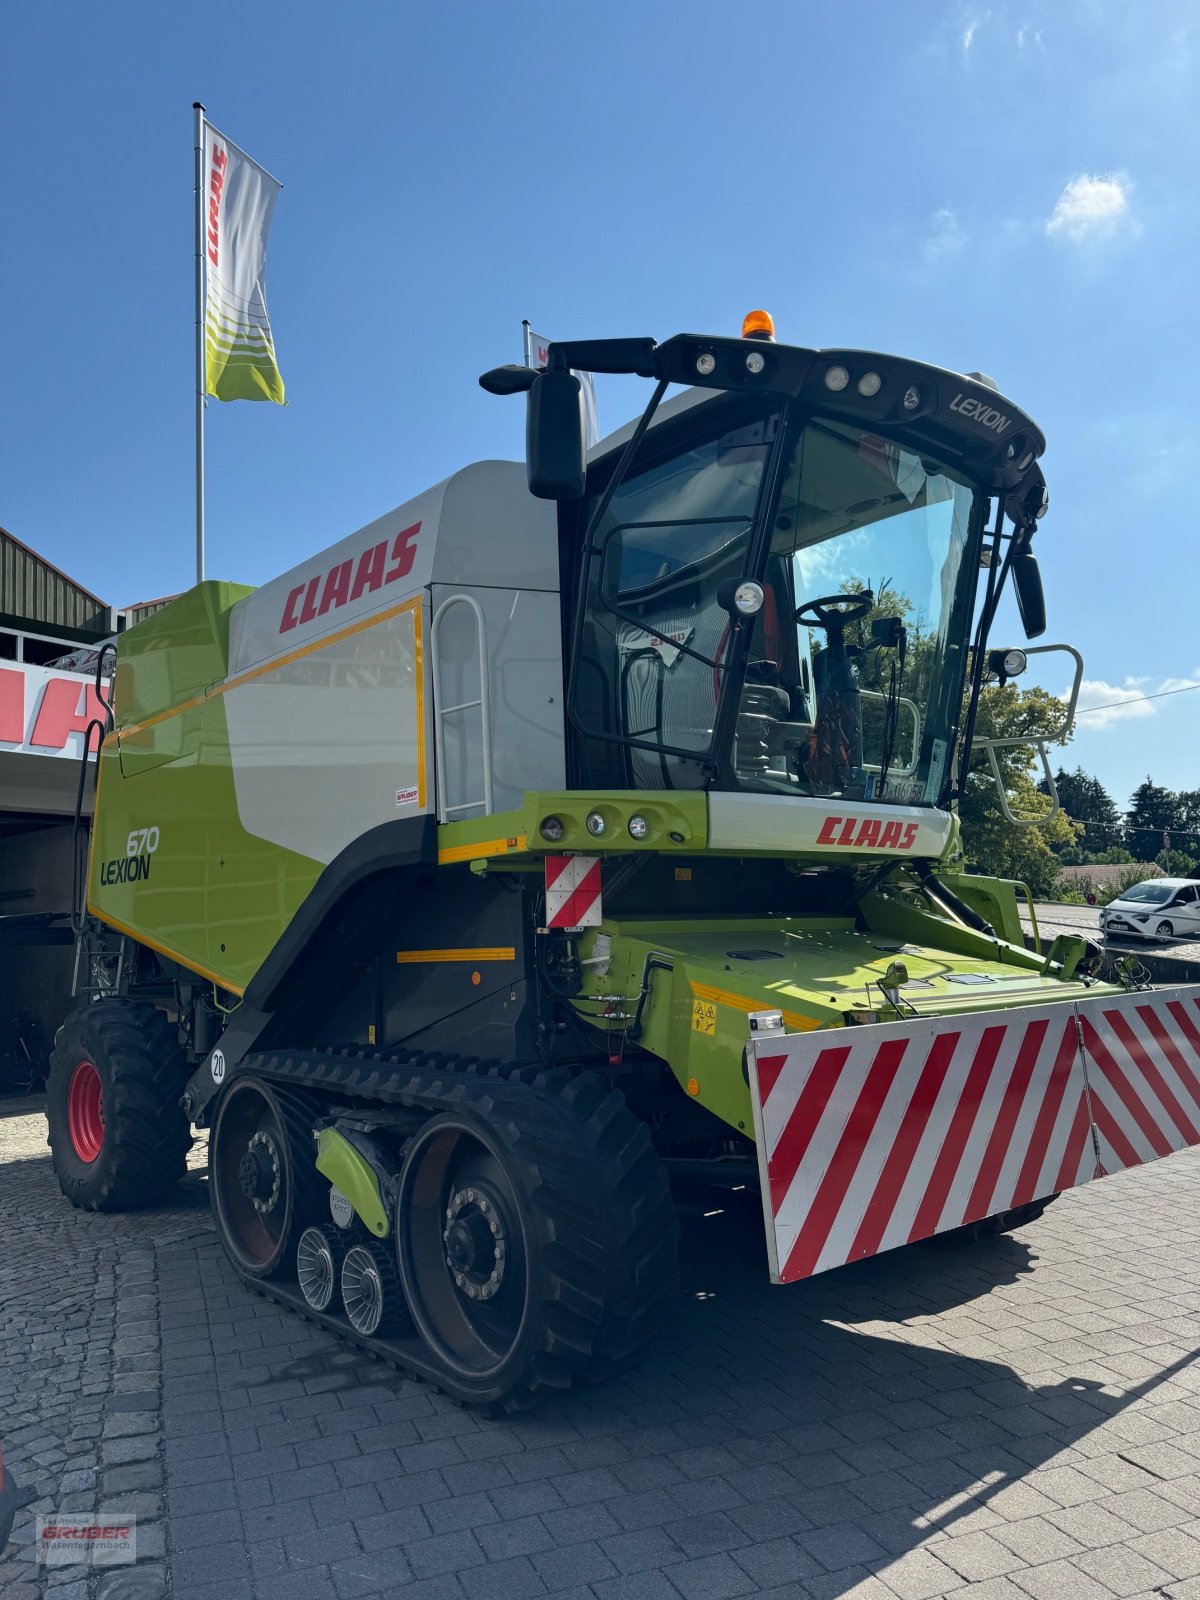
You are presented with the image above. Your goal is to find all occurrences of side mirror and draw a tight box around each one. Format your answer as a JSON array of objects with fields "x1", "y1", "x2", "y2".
[
  {"x1": 526, "y1": 370, "x2": 586, "y2": 500},
  {"x1": 1012, "y1": 547, "x2": 1046, "y2": 639}
]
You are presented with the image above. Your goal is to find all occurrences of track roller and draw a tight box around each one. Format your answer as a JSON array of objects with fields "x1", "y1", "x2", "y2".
[
  {"x1": 341, "y1": 1241, "x2": 404, "y2": 1336},
  {"x1": 296, "y1": 1226, "x2": 347, "y2": 1312}
]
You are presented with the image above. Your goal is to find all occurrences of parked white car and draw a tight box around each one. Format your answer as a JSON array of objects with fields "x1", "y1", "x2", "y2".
[{"x1": 1101, "y1": 878, "x2": 1200, "y2": 942}]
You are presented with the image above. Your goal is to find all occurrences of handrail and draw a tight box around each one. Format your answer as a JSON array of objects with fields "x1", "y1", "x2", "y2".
[
  {"x1": 430, "y1": 594, "x2": 493, "y2": 821},
  {"x1": 971, "y1": 642, "x2": 1085, "y2": 827},
  {"x1": 858, "y1": 688, "x2": 923, "y2": 777},
  {"x1": 1013, "y1": 880, "x2": 1040, "y2": 950}
]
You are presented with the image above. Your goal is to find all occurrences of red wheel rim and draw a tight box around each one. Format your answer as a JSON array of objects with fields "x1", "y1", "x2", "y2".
[{"x1": 67, "y1": 1060, "x2": 105, "y2": 1163}]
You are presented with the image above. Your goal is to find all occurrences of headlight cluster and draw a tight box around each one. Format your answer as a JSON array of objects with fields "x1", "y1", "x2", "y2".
[
  {"x1": 823, "y1": 363, "x2": 886, "y2": 400},
  {"x1": 536, "y1": 805, "x2": 689, "y2": 848}
]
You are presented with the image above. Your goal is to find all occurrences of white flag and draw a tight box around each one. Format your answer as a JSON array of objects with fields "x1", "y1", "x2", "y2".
[
  {"x1": 528, "y1": 328, "x2": 599, "y2": 451},
  {"x1": 203, "y1": 122, "x2": 284, "y2": 403}
]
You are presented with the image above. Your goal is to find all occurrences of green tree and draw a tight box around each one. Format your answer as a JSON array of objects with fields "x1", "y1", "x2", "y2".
[
  {"x1": 1156, "y1": 848, "x2": 1197, "y2": 878},
  {"x1": 1039, "y1": 766, "x2": 1123, "y2": 855},
  {"x1": 1126, "y1": 778, "x2": 1182, "y2": 862},
  {"x1": 1172, "y1": 789, "x2": 1200, "y2": 855},
  {"x1": 957, "y1": 685, "x2": 1082, "y2": 897}
]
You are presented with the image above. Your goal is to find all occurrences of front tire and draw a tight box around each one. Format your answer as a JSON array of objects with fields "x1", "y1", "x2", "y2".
[
  {"x1": 1158, "y1": 921, "x2": 1175, "y2": 939},
  {"x1": 47, "y1": 1001, "x2": 191, "y2": 1211}
]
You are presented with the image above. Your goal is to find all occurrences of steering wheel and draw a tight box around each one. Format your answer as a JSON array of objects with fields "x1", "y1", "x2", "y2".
[{"x1": 795, "y1": 592, "x2": 874, "y2": 630}]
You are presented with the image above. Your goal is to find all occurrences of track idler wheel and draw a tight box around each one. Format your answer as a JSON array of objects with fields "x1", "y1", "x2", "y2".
[
  {"x1": 340, "y1": 1241, "x2": 404, "y2": 1337},
  {"x1": 210, "y1": 1078, "x2": 321, "y2": 1279}
]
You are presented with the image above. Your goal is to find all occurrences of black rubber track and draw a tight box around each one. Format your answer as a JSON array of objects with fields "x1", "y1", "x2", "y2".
[
  {"x1": 209, "y1": 1079, "x2": 327, "y2": 1280},
  {"x1": 47, "y1": 1000, "x2": 192, "y2": 1212},
  {"x1": 223, "y1": 1050, "x2": 680, "y2": 1409}
]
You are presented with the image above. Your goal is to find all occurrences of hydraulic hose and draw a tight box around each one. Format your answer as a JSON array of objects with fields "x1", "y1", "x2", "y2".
[{"x1": 914, "y1": 861, "x2": 996, "y2": 938}]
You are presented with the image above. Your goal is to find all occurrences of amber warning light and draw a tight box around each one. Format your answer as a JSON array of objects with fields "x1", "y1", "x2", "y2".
[{"x1": 741, "y1": 309, "x2": 775, "y2": 342}]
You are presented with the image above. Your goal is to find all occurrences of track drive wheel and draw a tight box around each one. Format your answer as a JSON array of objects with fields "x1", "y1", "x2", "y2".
[
  {"x1": 47, "y1": 1001, "x2": 191, "y2": 1211},
  {"x1": 210, "y1": 1077, "x2": 322, "y2": 1279},
  {"x1": 395, "y1": 1068, "x2": 679, "y2": 1409}
]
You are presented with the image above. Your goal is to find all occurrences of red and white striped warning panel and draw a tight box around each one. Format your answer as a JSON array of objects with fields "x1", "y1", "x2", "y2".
[
  {"x1": 747, "y1": 986, "x2": 1200, "y2": 1285},
  {"x1": 544, "y1": 855, "x2": 602, "y2": 929},
  {"x1": 1078, "y1": 990, "x2": 1200, "y2": 1175}
]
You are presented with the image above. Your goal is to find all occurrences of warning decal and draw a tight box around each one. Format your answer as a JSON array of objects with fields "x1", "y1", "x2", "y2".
[{"x1": 691, "y1": 999, "x2": 717, "y2": 1036}]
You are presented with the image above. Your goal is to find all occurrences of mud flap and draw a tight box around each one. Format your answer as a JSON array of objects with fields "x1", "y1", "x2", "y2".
[{"x1": 747, "y1": 986, "x2": 1200, "y2": 1285}]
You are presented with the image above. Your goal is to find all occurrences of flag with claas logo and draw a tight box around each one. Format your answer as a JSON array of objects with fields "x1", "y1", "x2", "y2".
[{"x1": 202, "y1": 121, "x2": 285, "y2": 403}]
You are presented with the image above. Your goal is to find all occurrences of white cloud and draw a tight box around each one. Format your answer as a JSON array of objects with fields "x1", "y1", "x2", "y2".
[
  {"x1": 925, "y1": 207, "x2": 966, "y2": 262},
  {"x1": 1072, "y1": 679, "x2": 1155, "y2": 728},
  {"x1": 1070, "y1": 672, "x2": 1200, "y2": 729},
  {"x1": 1046, "y1": 173, "x2": 1133, "y2": 243},
  {"x1": 1015, "y1": 26, "x2": 1043, "y2": 51},
  {"x1": 962, "y1": 17, "x2": 981, "y2": 52}
]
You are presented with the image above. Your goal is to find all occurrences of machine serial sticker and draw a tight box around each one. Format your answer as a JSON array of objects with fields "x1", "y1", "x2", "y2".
[{"x1": 691, "y1": 999, "x2": 717, "y2": 1036}]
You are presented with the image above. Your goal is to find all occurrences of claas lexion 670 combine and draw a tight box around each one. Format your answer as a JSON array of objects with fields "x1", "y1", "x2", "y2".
[{"x1": 45, "y1": 314, "x2": 1200, "y2": 1408}]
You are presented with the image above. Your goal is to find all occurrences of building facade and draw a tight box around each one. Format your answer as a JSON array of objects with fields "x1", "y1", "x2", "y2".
[{"x1": 0, "y1": 527, "x2": 166, "y2": 1090}]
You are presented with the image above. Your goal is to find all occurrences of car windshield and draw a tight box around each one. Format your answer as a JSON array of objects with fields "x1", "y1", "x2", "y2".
[
  {"x1": 572, "y1": 404, "x2": 983, "y2": 798},
  {"x1": 1119, "y1": 882, "x2": 1176, "y2": 904}
]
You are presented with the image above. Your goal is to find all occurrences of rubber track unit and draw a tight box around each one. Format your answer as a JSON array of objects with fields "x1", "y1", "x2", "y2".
[
  {"x1": 47, "y1": 999, "x2": 192, "y2": 1211},
  {"x1": 219, "y1": 1049, "x2": 680, "y2": 1409}
]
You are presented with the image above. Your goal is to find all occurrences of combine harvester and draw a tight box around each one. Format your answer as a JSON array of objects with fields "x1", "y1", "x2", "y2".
[{"x1": 46, "y1": 315, "x2": 1200, "y2": 1408}]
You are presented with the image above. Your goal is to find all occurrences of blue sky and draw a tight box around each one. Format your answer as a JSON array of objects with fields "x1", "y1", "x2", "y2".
[{"x1": 2, "y1": 2, "x2": 1197, "y2": 812}]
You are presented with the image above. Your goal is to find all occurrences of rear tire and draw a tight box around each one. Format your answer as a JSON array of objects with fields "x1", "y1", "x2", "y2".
[{"x1": 47, "y1": 1001, "x2": 191, "y2": 1211}]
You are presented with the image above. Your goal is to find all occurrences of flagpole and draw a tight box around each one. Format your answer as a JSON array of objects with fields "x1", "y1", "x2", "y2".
[
  {"x1": 193, "y1": 101, "x2": 207, "y2": 585},
  {"x1": 522, "y1": 319, "x2": 532, "y2": 368}
]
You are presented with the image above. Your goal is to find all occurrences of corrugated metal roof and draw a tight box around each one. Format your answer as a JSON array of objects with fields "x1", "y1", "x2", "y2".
[
  {"x1": 0, "y1": 527, "x2": 106, "y2": 631},
  {"x1": 123, "y1": 594, "x2": 180, "y2": 626}
]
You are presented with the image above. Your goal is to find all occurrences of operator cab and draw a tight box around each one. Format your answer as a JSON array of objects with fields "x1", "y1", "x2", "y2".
[
  {"x1": 482, "y1": 323, "x2": 1050, "y2": 813},
  {"x1": 570, "y1": 395, "x2": 977, "y2": 807}
]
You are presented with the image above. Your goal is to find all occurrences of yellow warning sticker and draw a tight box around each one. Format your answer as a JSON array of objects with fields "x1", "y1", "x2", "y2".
[{"x1": 691, "y1": 999, "x2": 717, "y2": 1035}]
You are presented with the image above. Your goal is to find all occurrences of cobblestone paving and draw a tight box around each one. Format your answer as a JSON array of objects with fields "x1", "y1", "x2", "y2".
[{"x1": 5, "y1": 1097, "x2": 1200, "y2": 1600}]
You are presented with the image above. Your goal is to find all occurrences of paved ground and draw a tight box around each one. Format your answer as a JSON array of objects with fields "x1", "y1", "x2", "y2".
[
  {"x1": 6, "y1": 1099, "x2": 1200, "y2": 1600},
  {"x1": 1022, "y1": 902, "x2": 1200, "y2": 968}
]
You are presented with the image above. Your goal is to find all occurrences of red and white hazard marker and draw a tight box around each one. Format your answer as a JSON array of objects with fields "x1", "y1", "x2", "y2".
[
  {"x1": 746, "y1": 986, "x2": 1200, "y2": 1285},
  {"x1": 544, "y1": 855, "x2": 602, "y2": 930}
]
